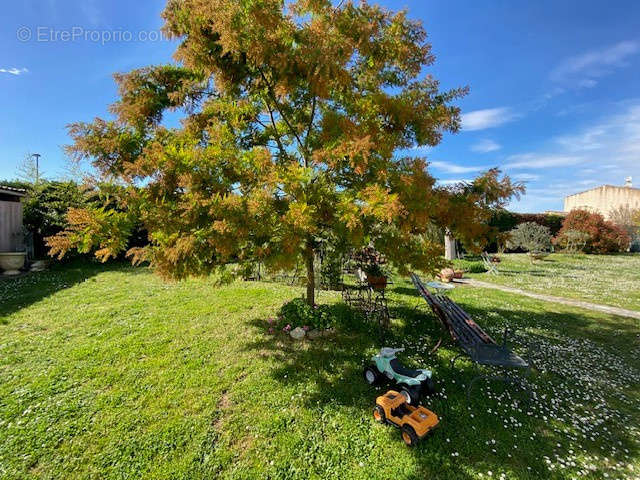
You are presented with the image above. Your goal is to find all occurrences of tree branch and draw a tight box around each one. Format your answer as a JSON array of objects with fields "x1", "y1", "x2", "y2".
[
  {"x1": 303, "y1": 96, "x2": 317, "y2": 168},
  {"x1": 258, "y1": 68, "x2": 309, "y2": 162},
  {"x1": 261, "y1": 98, "x2": 289, "y2": 161}
]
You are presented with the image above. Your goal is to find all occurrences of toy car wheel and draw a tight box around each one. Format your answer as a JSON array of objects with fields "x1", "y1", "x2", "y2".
[
  {"x1": 422, "y1": 378, "x2": 436, "y2": 396},
  {"x1": 401, "y1": 425, "x2": 419, "y2": 447},
  {"x1": 373, "y1": 405, "x2": 386, "y2": 423},
  {"x1": 363, "y1": 366, "x2": 381, "y2": 385},
  {"x1": 400, "y1": 386, "x2": 420, "y2": 406}
]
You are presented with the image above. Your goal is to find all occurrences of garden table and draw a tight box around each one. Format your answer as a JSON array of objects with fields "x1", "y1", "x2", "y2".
[{"x1": 426, "y1": 281, "x2": 455, "y2": 295}]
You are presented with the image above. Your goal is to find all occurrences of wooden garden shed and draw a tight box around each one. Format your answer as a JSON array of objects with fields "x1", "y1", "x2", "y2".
[{"x1": 0, "y1": 185, "x2": 27, "y2": 252}]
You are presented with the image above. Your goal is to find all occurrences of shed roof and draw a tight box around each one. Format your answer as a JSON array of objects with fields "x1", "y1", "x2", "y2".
[{"x1": 0, "y1": 185, "x2": 27, "y2": 197}]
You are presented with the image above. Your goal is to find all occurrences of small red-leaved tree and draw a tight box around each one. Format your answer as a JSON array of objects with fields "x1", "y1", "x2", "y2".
[
  {"x1": 554, "y1": 210, "x2": 630, "y2": 253},
  {"x1": 48, "y1": 0, "x2": 523, "y2": 305}
]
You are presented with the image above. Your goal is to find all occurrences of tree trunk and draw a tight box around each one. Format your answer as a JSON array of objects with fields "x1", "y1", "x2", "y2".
[
  {"x1": 304, "y1": 246, "x2": 315, "y2": 306},
  {"x1": 444, "y1": 230, "x2": 457, "y2": 260}
]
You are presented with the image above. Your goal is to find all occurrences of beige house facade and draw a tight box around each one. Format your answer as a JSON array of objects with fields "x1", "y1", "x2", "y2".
[{"x1": 564, "y1": 179, "x2": 640, "y2": 219}]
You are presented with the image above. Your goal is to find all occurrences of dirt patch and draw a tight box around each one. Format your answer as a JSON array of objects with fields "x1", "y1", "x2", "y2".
[
  {"x1": 218, "y1": 391, "x2": 231, "y2": 411},
  {"x1": 212, "y1": 370, "x2": 247, "y2": 430}
]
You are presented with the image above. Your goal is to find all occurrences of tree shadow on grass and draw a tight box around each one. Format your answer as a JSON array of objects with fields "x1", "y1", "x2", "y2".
[
  {"x1": 0, "y1": 259, "x2": 136, "y2": 323},
  {"x1": 242, "y1": 318, "x2": 478, "y2": 478},
  {"x1": 242, "y1": 284, "x2": 639, "y2": 479}
]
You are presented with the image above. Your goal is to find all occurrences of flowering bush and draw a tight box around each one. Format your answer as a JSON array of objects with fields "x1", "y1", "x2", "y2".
[
  {"x1": 351, "y1": 246, "x2": 388, "y2": 277},
  {"x1": 271, "y1": 298, "x2": 335, "y2": 333},
  {"x1": 554, "y1": 210, "x2": 630, "y2": 253}
]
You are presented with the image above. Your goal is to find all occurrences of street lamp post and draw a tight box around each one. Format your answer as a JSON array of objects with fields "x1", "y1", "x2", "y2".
[{"x1": 31, "y1": 153, "x2": 41, "y2": 182}]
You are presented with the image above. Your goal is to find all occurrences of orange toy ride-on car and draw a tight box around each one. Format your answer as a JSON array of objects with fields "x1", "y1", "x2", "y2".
[{"x1": 373, "y1": 390, "x2": 439, "y2": 447}]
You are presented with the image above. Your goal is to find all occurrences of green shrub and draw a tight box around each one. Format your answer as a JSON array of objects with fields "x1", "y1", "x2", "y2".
[
  {"x1": 22, "y1": 181, "x2": 88, "y2": 258},
  {"x1": 276, "y1": 298, "x2": 335, "y2": 331},
  {"x1": 467, "y1": 262, "x2": 488, "y2": 273},
  {"x1": 452, "y1": 259, "x2": 487, "y2": 273},
  {"x1": 507, "y1": 222, "x2": 552, "y2": 256},
  {"x1": 490, "y1": 210, "x2": 564, "y2": 236},
  {"x1": 235, "y1": 262, "x2": 259, "y2": 280},
  {"x1": 557, "y1": 229, "x2": 591, "y2": 254}
]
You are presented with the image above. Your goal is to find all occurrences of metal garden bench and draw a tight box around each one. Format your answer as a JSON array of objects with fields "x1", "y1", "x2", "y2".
[{"x1": 410, "y1": 273, "x2": 531, "y2": 400}]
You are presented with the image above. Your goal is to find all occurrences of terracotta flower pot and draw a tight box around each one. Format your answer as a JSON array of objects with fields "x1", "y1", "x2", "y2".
[
  {"x1": 366, "y1": 274, "x2": 388, "y2": 290},
  {"x1": 0, "y1": 252, "x2": 26, "y2": 276},
  {"x1": 439, "y1": 268, "x2": 455, "y2": 283}
]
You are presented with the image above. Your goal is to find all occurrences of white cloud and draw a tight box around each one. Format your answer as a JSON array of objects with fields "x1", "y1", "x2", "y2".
[
  {"x1": 557, "y1": 103, "x2": 640, "y2": 166},
  {"x1": 471, "y1": 139, "x2": 501, "y2": 153},
  {"x1": 505, "y1": 101, "x2": 640, "y2": 211},
  {"x1": 505, "y1": 153, "x2": 584, "y2": 169},
  {"x1": 550, "y1": 40, "x2": 640, "y2": 88},
  {"x1": 461, "y1": 107, "x2": 520, "y2": 131},
  {"x1": 554, "y1": 126, "x2": 608, "y2": 152},
  {"x1": 428, "y1": 160, "x2": 488, "y2": 174},
  {"x1": 0, "y1": 67, "x2": 28, "y2": 76},
  {"x1": 513, "y1": 173, "x2": 541, "y2": 182}
]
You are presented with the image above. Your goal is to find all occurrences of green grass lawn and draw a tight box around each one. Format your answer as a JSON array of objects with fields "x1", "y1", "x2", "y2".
[
  {"x1": 461, "y1": 253, "x2": 640, "y2": 311},
  {"x1": 1, "y1": 261, "x2": 639, "y2": 479}
]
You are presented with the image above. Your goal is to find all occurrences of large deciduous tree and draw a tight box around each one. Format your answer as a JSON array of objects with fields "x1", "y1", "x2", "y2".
[{"x1": 48, "y1": 0, "x2": 523, "y2": 305}]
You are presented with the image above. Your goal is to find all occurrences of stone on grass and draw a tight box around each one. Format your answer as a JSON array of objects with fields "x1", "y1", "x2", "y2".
[
  {"x1": 307, "y1": 329, "x2": 322, "y2": 340},
  {"x1": 290, "y1": 327, "x2": 306, "y2": 340}
]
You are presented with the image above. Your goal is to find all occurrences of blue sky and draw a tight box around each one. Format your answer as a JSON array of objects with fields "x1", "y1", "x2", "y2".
[{"x1": 1, "y1": 1, "x2": 639, "y2": 212}]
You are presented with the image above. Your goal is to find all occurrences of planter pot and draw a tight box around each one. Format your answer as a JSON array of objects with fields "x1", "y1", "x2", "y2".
[
  {"x1": 439, "y1": 268, "x2": 455, "y2": 283},
  {"x1": 0, "y1": 252, "x2": 26, "y2": 276},
  {"x1": 366, "y1": 275, "x2": 388, "y2": 290},
  {"x1": 453, "y1": 269, "x2": 464, "y2": 279}
]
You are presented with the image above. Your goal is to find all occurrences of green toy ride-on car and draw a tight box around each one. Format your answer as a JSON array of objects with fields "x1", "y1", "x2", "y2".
[{"x1": 364, "y1": 348, "x2": 435, "y2": 405}]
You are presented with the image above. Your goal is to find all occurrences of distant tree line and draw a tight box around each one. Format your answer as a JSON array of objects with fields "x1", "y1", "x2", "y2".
[
  {"x1": 490, "y1": 211, "x2": 565, "y2": 237},
  {"x1": 487, "y1": 209, "x2": 636, "y2": 254}
]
